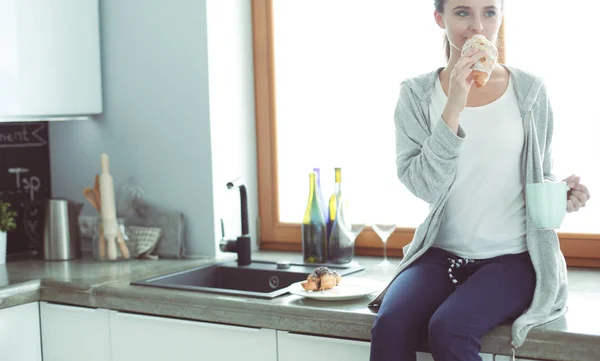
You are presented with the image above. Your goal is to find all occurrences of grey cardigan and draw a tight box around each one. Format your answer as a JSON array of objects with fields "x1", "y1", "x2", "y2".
[{"x1": 368, "y1": 65, "x2": 568, "y2": 350}]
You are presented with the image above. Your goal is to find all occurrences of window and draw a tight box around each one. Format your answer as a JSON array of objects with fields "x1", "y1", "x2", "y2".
[
  {"x1": 503, "y1": 0, "x2": 600, "y2": 235},
  {"x1": 252, "y1": 0, "x2": 600, "y2": 266}
]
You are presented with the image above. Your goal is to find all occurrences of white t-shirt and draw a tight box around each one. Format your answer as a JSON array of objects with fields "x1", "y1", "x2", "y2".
[{"x1": 428, "y1": 75, "x2": 527, "y2": 259}]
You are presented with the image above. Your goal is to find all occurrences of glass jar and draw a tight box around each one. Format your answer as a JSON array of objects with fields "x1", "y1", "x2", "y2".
[{"x1": 92, "y1": 217, "x2": 129, "y2": 261}]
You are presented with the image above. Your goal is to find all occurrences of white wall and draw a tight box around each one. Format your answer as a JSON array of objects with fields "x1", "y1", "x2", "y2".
[
  {"x1": 206, "y1": 0, "x2": 259, "y2": 250},
  {"x1": 49, "y1": 0, "x2": 258, "y2": 257}
]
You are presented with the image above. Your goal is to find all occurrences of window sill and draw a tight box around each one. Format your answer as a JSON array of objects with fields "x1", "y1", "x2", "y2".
[{"x1": 259, "y1": 225, "x2": 600, "y2": 268}]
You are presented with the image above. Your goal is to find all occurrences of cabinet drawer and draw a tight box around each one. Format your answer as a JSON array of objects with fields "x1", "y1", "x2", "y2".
[
  {"x1": 110, "y1": 311, "x2": 276, "y2": 361},
  {"x1": 40, "y1": 302, "x2": 111, "y2": 361},
  {"x1": 276, "y1": 331, "x2": 493, "y2": 361},
  {"x1": 495, "y1": 356, "x2": 537, "y2": 361},
  {"x1": 277, "y1": 331, "x2": 370, "y2": 361}
]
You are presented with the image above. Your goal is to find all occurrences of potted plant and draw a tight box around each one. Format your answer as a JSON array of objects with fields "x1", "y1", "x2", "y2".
[{"x1": 0, "y1": 201, "x2": 17, "y2": 265}]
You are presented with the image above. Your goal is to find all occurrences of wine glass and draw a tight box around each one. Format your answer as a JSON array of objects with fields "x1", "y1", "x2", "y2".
[
  {"x1": 335, "y1": 195, "x2": 366, "y2": 264},
  {"x1": 371, "y1": 223, "x2": 397, "y2": 267}
]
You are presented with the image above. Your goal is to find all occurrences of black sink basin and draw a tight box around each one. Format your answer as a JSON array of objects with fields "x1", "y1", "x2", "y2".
[{"x1": 131, "y1": 260, "x2": 365, "y2": 299}]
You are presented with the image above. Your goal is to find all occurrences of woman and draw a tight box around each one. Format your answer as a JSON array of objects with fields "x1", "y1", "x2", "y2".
[{"x1": 368, "y1": 1, "x2": 591, "y2": 360}]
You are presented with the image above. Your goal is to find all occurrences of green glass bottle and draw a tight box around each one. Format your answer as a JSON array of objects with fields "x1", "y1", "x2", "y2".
[
  {"x1": 302, "y1": 171, "x2": 327, "y2": 263},
  {"x1": 328, "y1": 167, "x2": 352, "y2": 263},
  {"x1": 327, "y1": 167, "x2": 343, "y2": 240}
]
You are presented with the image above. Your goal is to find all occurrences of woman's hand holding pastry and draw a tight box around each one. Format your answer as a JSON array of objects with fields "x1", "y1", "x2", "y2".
[
  {"x1": 442, "y1": 49, "x2": 486, "y2": 133},
  {"x1": 446, "y1": 49, "x2": 486, "y2": 113}
]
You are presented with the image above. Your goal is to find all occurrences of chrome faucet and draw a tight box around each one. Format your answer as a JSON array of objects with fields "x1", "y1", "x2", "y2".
[{"x1": 219, "y1": 177, "x2": 251, "y2": 266}]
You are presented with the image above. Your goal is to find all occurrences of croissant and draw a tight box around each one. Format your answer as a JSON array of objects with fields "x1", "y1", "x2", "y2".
[
  {"x1": 301, "y1": 266, "x2": 342, "y2": 291},
  {"x1": 462, "y1": 34, "x2": 498, "y2": 88}
]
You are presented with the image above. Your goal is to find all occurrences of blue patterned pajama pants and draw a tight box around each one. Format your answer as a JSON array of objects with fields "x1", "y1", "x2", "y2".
[{"x1": 369, "y1": 247, "x2": 535, "y2": 361}]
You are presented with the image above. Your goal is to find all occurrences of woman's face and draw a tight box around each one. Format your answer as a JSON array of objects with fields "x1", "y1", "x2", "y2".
[{"x1": 435, "y1": 0, "x2": 503, "y2": 54}]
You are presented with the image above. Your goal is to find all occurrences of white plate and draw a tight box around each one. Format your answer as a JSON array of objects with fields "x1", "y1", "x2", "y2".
[{"x1": 287, "y1": 278, "x2": 380, "y2": 301}]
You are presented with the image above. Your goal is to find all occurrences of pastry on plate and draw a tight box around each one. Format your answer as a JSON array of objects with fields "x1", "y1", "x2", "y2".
[
  {"x1": 462, "y1": 34, "x2": 498, "y2": 88},
  {"x1": 301, "y1": 266, "x2": 342, "y2": 291}
]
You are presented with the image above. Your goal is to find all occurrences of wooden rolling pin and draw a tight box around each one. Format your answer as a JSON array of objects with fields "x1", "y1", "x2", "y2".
[
  {"x1": 93, "y1": 174, "x2": 107, "y2": 260},
  {"x1": 99, "y1": 154, "x2": 130, "y2": 260}
]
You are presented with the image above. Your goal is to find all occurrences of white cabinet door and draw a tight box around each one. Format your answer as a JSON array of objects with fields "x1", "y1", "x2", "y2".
[
  {"x1": 277, "y1": 331, "x2": 495, "y2": 361},
  {"x1": 40, "y1": 302, "x2": 111, "y2": 361},
  {"x1": 416, "y1": 353, "x2": 435, "y2": 361},
  {"x1": 277, "y1": 331, "x2": 371, "y2": 361},
  {"x1": 0, "y1": 302, "x2": 42, "y2": 361},
  {"x1": 480, "y1": 353, "x2": 495, "y2": 361},
  {"x1": 0, "y1": 0, "x2": 102, "y2": 119},
  {"x1": 110, "y1": 311, "x2": 277, "y2": 361},
  {"x1": 416, "y1": 352, "x2": 494, "y2": 360}
]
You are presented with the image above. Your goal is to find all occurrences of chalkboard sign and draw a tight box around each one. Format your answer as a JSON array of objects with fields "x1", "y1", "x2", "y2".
[{"x1": 0, "y1": 122, "x2": 51, "y2": 255}]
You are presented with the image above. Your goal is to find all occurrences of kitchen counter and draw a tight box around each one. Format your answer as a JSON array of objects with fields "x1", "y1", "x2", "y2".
[{"x1": 1, "y1": 251, "x2": 599, "y2": 361}]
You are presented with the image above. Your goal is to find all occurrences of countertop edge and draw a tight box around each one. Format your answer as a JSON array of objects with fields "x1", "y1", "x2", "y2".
[
  {"x1": 22, "y1": 279, "x2": 600, "y2": 361},
  {"x1": 1, "y1": 266, "x2": 599, "y2": 361}
]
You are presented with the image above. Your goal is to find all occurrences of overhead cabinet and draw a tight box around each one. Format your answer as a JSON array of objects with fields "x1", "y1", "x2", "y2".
[{"x1": 0, "y1": 0, "x2": 102, "y2": 121}]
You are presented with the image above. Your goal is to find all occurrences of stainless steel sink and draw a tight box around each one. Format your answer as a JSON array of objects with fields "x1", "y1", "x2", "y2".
[{"x1": 131, "y1": 260, "x2": 365, "y2": 299}]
